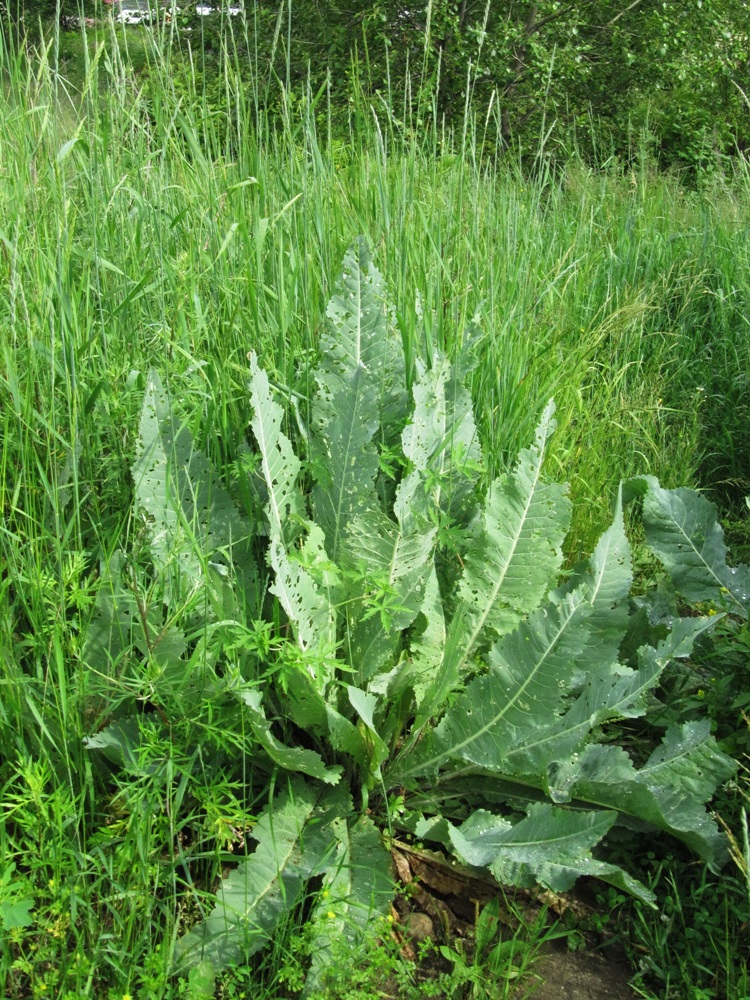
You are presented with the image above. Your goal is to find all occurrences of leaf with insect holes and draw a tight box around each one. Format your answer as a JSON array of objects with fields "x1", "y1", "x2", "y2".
[
  {"x1": 544, "y1": 721, "x2": 735, "y2": 867},
  {"x1": 314, "y1": 236, "x2": 406, "y2": 436},
  {"x1": 456, "y1": 399, "x2": 571, "y2": 646},
  {"x1": 133, "y1": 370, "x2": 256, "y2": 603},
  {"x1": 248, "y1": 352, "x2": 303, "y2": 544},
  {"x1": 109, "y1": 240, "x2": 741, "y2": 990},
  {"x1": 312, "y1": 365, "x2": 381, "y2": 564},
  {"x1": 394, "y1": 341, "x2": 482, "y2": 530},
  {"x1": 405, "y1": 402, "x2": 571, "y2": 729},
  {"x1": 249, "y1": 355, "x2": 335, "y2": 659}
]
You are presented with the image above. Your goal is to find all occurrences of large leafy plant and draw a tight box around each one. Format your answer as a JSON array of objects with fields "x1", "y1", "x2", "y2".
[{"x1": 83, "y1": 239, "x2": 743, "y2": 988}]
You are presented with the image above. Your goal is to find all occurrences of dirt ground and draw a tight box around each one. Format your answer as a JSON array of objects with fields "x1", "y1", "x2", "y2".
[
  {"x1": 521, "y1": 943, "x2": 637, "y2": 1000},
  {"x1": 391, "y1": 842, "x2": 640, "y2": 1000}
]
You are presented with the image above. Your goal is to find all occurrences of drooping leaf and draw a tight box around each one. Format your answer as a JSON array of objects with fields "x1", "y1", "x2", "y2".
[
  {"x1": 643, "y1": 720, "x2": 734, "y2": 801},
  {"x1": 82, "y1": 716, "x2": 144, "y2": 769},
  {"x1": 235, "y1": 689, "x2": 342, "y2": 785},
  {"x1": 448, "y1": 804, "x2": 653, "y2": 905},
  {"x1": 545, "y1": 722, "x2": 735, "y2": 866},
  {"x1": 637, "y1": 477, "x2": 749, "y2": 617},
  {"x1": 515, "y1": 612, "x2": 722, "y2": 780}
]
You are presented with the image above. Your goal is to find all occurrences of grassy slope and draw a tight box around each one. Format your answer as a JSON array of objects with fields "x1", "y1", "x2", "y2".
[{"x1": 1, "y1": 21, "x2": 749, "y2": 999}]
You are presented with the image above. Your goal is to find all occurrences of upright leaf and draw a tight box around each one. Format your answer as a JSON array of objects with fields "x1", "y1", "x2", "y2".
[
  {"x1": 249, "y1": 355, "x2": 335, "y2": 657},
  {"x1": 312, "y1": 366, "x2": 380, "y2": 563},
  {"x1": 248, "y1": 352, "x2": 303, "y2": 544},
  {"x1": 133, "y1": 370, "x2": 255, "y2": 602},
  {"x1": 314, "y1": 237, "x2": 405, "y2": 435},
  {"x1": 455, "y1": 400, "x2": 570, "y2": 645}
]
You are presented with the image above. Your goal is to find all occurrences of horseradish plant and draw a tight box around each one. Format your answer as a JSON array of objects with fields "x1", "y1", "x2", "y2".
[{"x1": 83, "y1": 239, "x2": 743, "y2": 986}]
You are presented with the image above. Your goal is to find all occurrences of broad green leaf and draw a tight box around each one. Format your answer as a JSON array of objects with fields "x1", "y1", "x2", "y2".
[
  {"x1": 0, "y1": 897, "x2": 35, "y2": 930},
  {"x1": 346, "y1": 509, "x2": 436, "y2": 680},
  {"x1": 401, "y1": 403, "x2": 570, "y2": 741},
  {"x1": 410, "y1": 566, "x2": 449, "y2": 723},
  {"x1": 83, "y1": 552, "x2": 142, "y2": 672},
  {"x1": 642, "y1": 721, "x2": 736, "y2": 807},
  {"x1": 314, "y1": 237, "x2": 405, "y2": 435},
  {"x1": 395, "y1": 586, "x2": 592, "y2": 782},
  {"x1": 454, "y1": 399, "x2": 570, "y2": 646},
  {"x1": 249, "y1": 356, "x2": 335, "y2": 656},
  {"x1": 448, "y1": 804, "x2": 653, "y2": 904},
  {"x1": 312, "y1": 366, "x2": 380, "y2": 563},
  {"x1": 544, "y1": 722, "x2": 735, "y2": 866},
  {"x1": 236, "y1": 689, "x2": 342, "y2": 785},
  {"x1": 500, "y1": 610, "x2": 720, "y2": 775},
  {"x1": 347, "y1": 686, "x2": 389, "y2": 780},
  {"x1": 83, "y1": 716, "x2": 150, "y2": 772},
  {"x1": 172, "y1": 780, "x2": 344, "y2": 972},
  {"x1": 305, "y1": 815, "x2": 393, "y2": 996},
  {"x1": 639, "y1": 477, "x2": 749, "y2": 617},
  {"x1": 268, "y1": 537, "x2": 336, "y2": 659},
  {"x1": 396, "y1": 348, "x2": 481, "y2": 530},
  {"x1": 83, "y1": 552, "x2": 187, "y2": 675},
  {"x1": 554, "y1": 487, "x2": 632, "y2": 677},
  {"x1": 325, "y1": 703, "x2": 371, "y2": 767}
]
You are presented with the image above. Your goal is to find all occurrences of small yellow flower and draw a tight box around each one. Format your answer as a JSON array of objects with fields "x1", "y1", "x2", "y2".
[
  {"x1": 326, "y1": 911, "x2": 336, "y2": 920},
  {"x1": 708, "y1": 608, "x2": 717, "y2": 616},
  {"x1": 321, "y1": 889, "x2": 329, "y2": 899},
  {"x1": 697, "y1": 689, "x2": 706, "y2": 698}
]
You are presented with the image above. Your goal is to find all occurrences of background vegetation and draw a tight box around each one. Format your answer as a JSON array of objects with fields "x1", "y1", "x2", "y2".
[
  {"x1": 5, "y1": 1, "x2": 750, "y2": 171},
  {"x1": 0, "y1": 4, "x2": 749, "y2": 998}
]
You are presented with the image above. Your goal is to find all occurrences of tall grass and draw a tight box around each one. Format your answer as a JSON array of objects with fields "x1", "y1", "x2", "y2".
[{"x1": 1, "y1": 14, "x2": 749, "y2": 996}]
